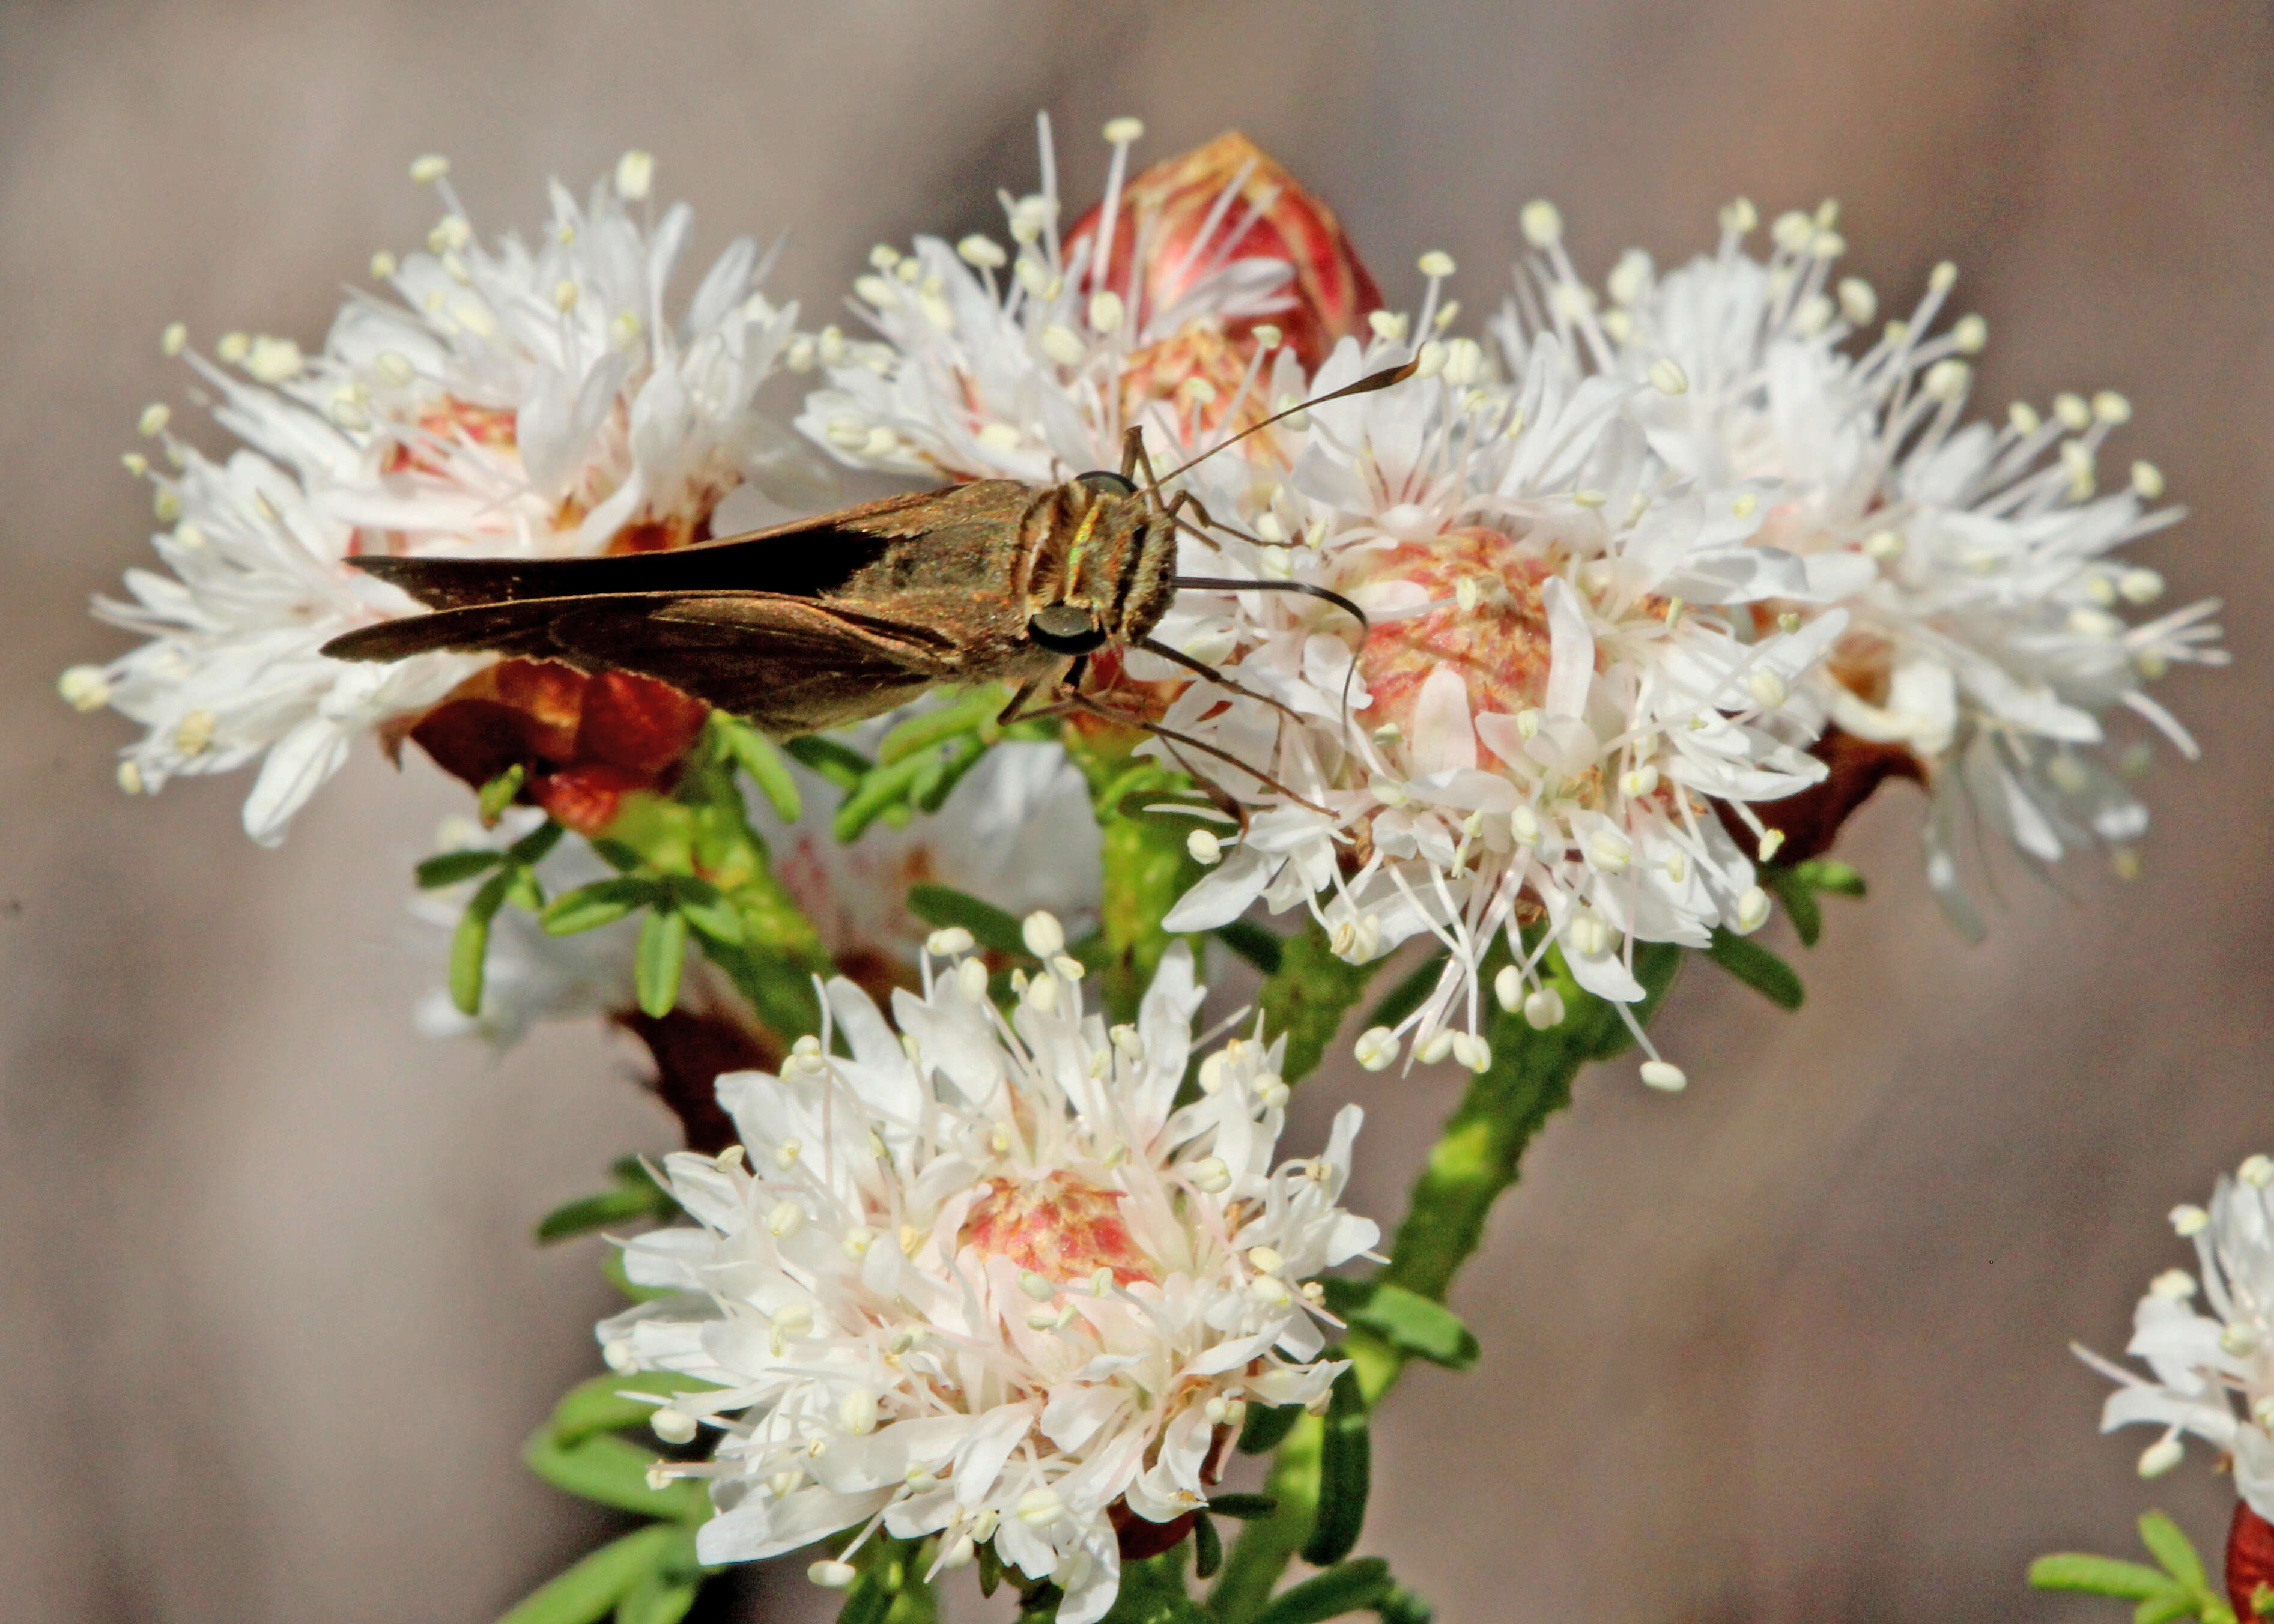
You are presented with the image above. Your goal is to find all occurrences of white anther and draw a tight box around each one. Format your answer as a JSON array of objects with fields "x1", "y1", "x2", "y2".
[
  {"x1": 1089, "y1": 291, "x2": 1125, "y2": 334},
  {"x1": 1756, "y1": 829, "x2": 1786, "y2": 863},
  {"x1": 1520, "y1": 199, "x2": 1563, "y2": 249},
  {"x1": 926, "y1": 926, "x2": 977, "y2": 959},
  {"x1": 1494, "y1": 965, "x2": 1523, "y2": 1012},
  {"x1": 1103, "y1": 115, "x2": 1145, "y2": 144},
  {"x1": 1619, "y1": 764, "x2": 1661, "y2": 798},
  {"x1": 2224, "y1": 1324, "x2": 2261, "y2": 1357},
  {"x1": 2118, "y1": 568, "x2": 2165, "y2": 605},
  {"x1": 2148, "y1": 1269, "x2": 2197, "y2": 1300},
  {"x1": 1367, "y1": 309, "x2": 1408, "y2": 342},
  {"x1": 58, "y1": 666, "x2": 111, "y2": 712},
  {"x1": 1255, "y1": 1073, "x2": 1290, "y2": 1109},
  {"x1": 1590, "y1": 827, "x2": 1633, "y2": 872},
  {"x1": 809, "y1": 1560, "x2": 858, "y2": 1589},
  {"x1": 1836, "y1": 277, "x2": 1876, "y2": 325},
  {"x1": 1412, "y1": 339, "x2": 1446, "y2": 380},
  {"x1": 2138, "y1": 1436, "x2": 2184, "y2": 1478},
  {"x1": 1416, "y1": 1028, "x2": 1457, "y2": 1066},
  {"x1": 2171, "y1": 1204, "x2": 2210, "y2": 1236},
  {"x1": 1021, "y1": 910, "x2": 1065, "y2": 958},
  {"x1": 115, "y1": 760, "x2": 144, "y2": 795},
  {"x1": 1572, "y1": 488, "x2": 1607, "y2": 509},
  {"x1": 651, "y1": 1407, "x2": 698, "y2": 1444},
  {"x1": 1746, "y1": 668, "x2": 1789, "y2": 710},
  {"x1": 1566, "y1": 910, "x2": 1613, "y2": 959},
  {"x1": 1019, "y1": 1486, "x2": 1065, "y2": 1526},
  {"x1": 1452, "y1": 1032, "x2": 1493, "y2": 1073},
  {"x1": 614, "y1": 149, "x2": 654, "y2": 200},
  {"x1": 1039, "y1": 323, "x2": 1087, "y2": 366},
  {"x1": 1025, "y1": 973, "x2": 1060, "y2": 1013},
  {"x1": 1508, "y1": 804, "x2": 1544, "y2": 847},
  {"x1": 173, "y1": 709, "x2": 216, "y2": 756},
  {"x1": 1639, "y1": 1060, "x2": 1688, "y2": 1092},
  {"x1": 1863, "y1": 529, "x2": 1905, "y2": 562},
  {"x1": 1354, "y1": 1027, "x2": 1399, "y2": 1072},
  {"x1": 2094, "y1": 390, "x2": 2132, "y2": 425},
  {"x1": 767, "y1": 1199, "x2": 807, "y2": 1239},
  {"x1": 2243, "y1": 1154, "x2": 2274, "y2": 1188},
  {"x1": 1417, "y1": 249, "x2": 1457, "y2": 279},
  {"x1": 1720, "y1": 196, "x2": 1759, "y2": 235},
  {"x1": 1189, "y1": 1157, "x2": 1233, "y2": 1193},
  {"x1": 1523, "y1": 986, "x2": 1566, "y2": 1029},
  {"x1": 1923, "y1": 359, "x2": 1970, "y2": 402},
  {"x1": 2054, "y1": 392, "x2": 2093, "y2": 431},
  {"x1": 2132, "y1": 461, "x2": 2166, "y2": 499},
  {"x1": 1734, "y1": 886, "x2": 1771, "y2": 933},
  {"x1": 954, "y1": 234, "x2": 1008, "y2": 271},
  {"x1": 1648, "y1": 357, "x2": 1688, "y2": 396},
  {"x1": 408, "y1": 153, "x2": 450, "y2": 183}
]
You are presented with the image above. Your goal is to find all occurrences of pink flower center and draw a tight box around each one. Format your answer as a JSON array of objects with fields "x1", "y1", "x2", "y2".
[{"x1": 960, "y1": 1171, "x2": 1157, "y2": 1287}]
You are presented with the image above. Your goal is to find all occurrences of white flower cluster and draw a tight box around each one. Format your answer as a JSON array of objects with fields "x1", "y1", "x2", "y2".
[
  {"x1": 811, "y1": 129, "x2": 2219, "y2": 1077},
  {"x1": 1514, "y1": 199, "x2": 2224, "y2": 933},
  {"x1": 2078, "y1": 1156, "x2": 2274, "y2": 1512},
  {"x1": 601, "y1": 930, "x2": 1375, "y2": 1623},
  {"x1": 62, "y1": 151, "x2": 814, "y2": 842}
]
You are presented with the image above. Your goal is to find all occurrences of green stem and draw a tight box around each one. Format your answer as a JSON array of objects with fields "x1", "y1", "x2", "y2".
[
  {"x1": 1219, "y1": 938, "x2": 1684, "y2": 1617},
  {"x1": 1060, "y1": 725, "x2": 1205, "y2": 1025}
]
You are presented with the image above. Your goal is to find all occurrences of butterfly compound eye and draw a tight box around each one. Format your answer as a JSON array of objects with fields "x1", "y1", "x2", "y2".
[
  {"x1": 1075, "y1": 470, "x2": 1137, "y2": 498},
  {"x1": 1029, "y1": 602, "x2": 1106, "y2": 654}
]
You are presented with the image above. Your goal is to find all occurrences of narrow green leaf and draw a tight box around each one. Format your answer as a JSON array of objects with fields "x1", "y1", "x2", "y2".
[
  {"x1": 906, "y1": 882, "x2": 1029, "y2": 957},
  {"x1": 672, "y1": 882, "x2": 745, "y2": 945},
  {"x1": 536, "y1": 1186, "x2": 676, "y2": 1243},
  {"x1": 450, "y1": 871, "x2": 511, "y2": 1016},
  {"x1": 1704, "y1": 927, "x2": 1806, "y2": 1010},
  {"x1": 1796, "y1": 858, "x2": 1866, "y2": 897},
  {"x1": 715, "y1": 716, "x2": 801, "y2": 822},
  {"x1": 2137, "y1": 1592, "x2": 2197, "y2": 1624},
  {"x1": 915, "y1": 732, "x2": 989, "y2": 815},
  {"x1": 590, "y1": 837, "x2": 643, "y2": 873},
  {"x1": 1364, "y1": 950, "x2": 1449, "y2": 1034},
  {"x1": 1193, "y1": 1512, "x2": 1223, "y2": 1581},
  {"x1": 508, "y1": 820, "x2": 566, "y2": 867},
  {"x1": 1348, "y1": 1283, "x2": 1480, "y2": 1371},
  {"x1": 2141, "y1": 1512, "x2": 2212, "y2": 1592},
  {"x1": 835, "y1": 750, "x2": 943, "y2": 842},
  {"x1": 1214, "y1": 921, "x2": 1284, "y2": 975},
  {"x1": 1238, "y1": 1401, "x2": 1304, "y2": 1456},
  {"x1": 522, "y1": 1429, "x2": 709, "y2": 1521},
  {"x1": 1300, "y1": 1367, "x2": 1371, "y2": 1567},
  {"x1": 635, "y1": 909, "x2": 688, "y2": 1018},
  {"x1": 614, "y1": 1572, "x2": 700, "y2": 1624},
  {"x1": 1763, "y1": 864, "x2": 1824, "y2": 947},
  {"x1": 494, "y1": 1523, "x2": 683, "y2": 1624},
  {"x1": 549, "y1": 1370, "x2": 722, "y2": 1448},
  {"x1": 783, "y1": 734, "x2": 872, "y2": 790},
  {"x1": 1207, "y1": 1493, "x2": 1279, "y2": 1520},
  {"x1": 417, "y1": 848, "x2": 503, "y2": 889},
  {"x1": 1375, "y1": 1584, "x2": 1436, "y2": 1624},
  {"x1": 479, "y1": 762, "x2": 527, "y2": 825},
  {"x1": 1252, "y1": 1559, "x2": 1393, "y2": 1624},
  {"x1": 2029, "y1": 1555, "x2": 2178, "y2": 1600},
  {"x1": 878, "y1": 687, "x2": 1007, "y2": 764},
  {"x1": 544, "y1": 876, "x2": 658, "y2": 936}
]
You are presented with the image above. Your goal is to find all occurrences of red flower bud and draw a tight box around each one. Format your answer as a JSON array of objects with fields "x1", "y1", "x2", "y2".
[
  {"x1": 2230, "y1": 1500, "x2": 2274, "y2": 1623},
  {"x1": 401, "y1": 661, "x2": 709, "y2": 835},
  {"x1": 1066, "y1": 130, "x2": 1381, "y2": 374}
]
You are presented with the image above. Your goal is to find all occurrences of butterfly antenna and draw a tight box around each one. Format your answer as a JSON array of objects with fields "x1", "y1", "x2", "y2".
[
  {"x1": 1064, "y1": 692, "x2": 1332, "y2": 816},
  {"x1": 1153, "y1": 358, "x2": 1420, "y2": 487}
]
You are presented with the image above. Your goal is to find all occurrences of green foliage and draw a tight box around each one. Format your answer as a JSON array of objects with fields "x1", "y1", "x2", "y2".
[
  {"x1": 479, "y1": 762, "x2": 528, "y2": 824},
  {"x1": 429, "y1": 819, "x2": 566, "y2": 1016},
  {"x1": 1331, "y1": 1281, "x2": 1480, "y2": 1372},
  {"x1": 536, "y1": 1156, "x2": 676, "y2": 1243},
  {"x1": 1300, "y1": 1368, "x2": 1372, "y2": 1568},
  {"x1": 708, "y1": 712, "x2": 801, "y2": 821},
  {"x1": 1238, "y1": 1401, "x2": 1305, "y2": 1457},
  {"x1": 1251, "y1": 1559, "x2": 1393, "y2": 1624},
  {"x1": 834, "y1": 1538, "x2": 938, "y2": 1624},
  {"x1": 1257, "y1": 921, "x2": 1392, "y2": 1088},
  {"x1": 1761, "y1": 857, "x2": 1866, "y2": 948},
  {"x1": 494, "y1": 1524, "x2": 695, "y2": 1624},
  {"x1": 1213, "y1": 920, "x2": 1285, "y2": 975},
  {"x1": 1703, "y1": 927, "x2": 1805, "y2": 1010},
  {"x1": 1060, "y1": 728, "x2": 1208, "y2": 1024},
  {"x1": 906, "y1": 882, "x2": 1030, "y2": 957},
  {"x1": 2031, "y1": 1512, "x2": 2237, "y2": 1624}
]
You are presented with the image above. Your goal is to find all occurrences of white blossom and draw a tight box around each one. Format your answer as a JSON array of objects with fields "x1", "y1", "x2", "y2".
[
  {"x1": 599, "y1": 934, "x2": 1375, "y2": 1623},
  {"x1": 2077, "y1": 1157, "x2": 2274, "y2": 1510},
  {"x1": 1528, "y1": 201, "x2": 2225, "y2": 930},
  {"x1": 65, "y1": 153, "x2": 816, "y2": 843}
]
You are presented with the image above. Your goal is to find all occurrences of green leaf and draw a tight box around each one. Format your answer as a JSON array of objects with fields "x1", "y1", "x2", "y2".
[
  {"x1": 536, "y1": 1186, "x2": 676, "y2": 1243},
  {"x1": 915, "y1": 732, "x2": 989, "y2": 816},
  {"x1": 450, "y1": 870, "x2": 512, "y2": 1016},
  {"x1": 1214, "y1": 920, "x2": 1284, "y2": 975},
  {"x1": 906, "y1": 882, "x2": 1029, "y2": 957},
  {"x1": 2138, "y1": 1592, "x2": 2198, "y2": 1624},
  {"x1": 1348, "y1": 1283, "x2": 1480, "y2": 1371},
  {"x1": 878, "y1": 686, "x2": 1008, "y2": 764},
  {"x1": 1796, "y1": 858, "x2": 1866, "y2": 897},
  {"x1": 494, "y1": 1523, "x2": 684, "y2": 1624},
  {"x1": 1206, "y1": 1493, "x2": 1278, "y2": 1521},
  {"x1": 417, "y1": 848, "x2": 504, "y2": 889},
  {"x1": 670, "y1": 879, "x2": 745, "y2": 945},
  {"x1": 835, "y1": 749, "x2": 945, "y2": 842},
  {"x1": 548, "y1": 1369, "x2": 722, "y2": 1449},
  {"x1": 479, "y1": 762, "x2": 527, "y2": 825},
  {"x1": 1252, "y1": 1559, "x2": 1393, "y2": 1624},
  {"x1": 783, "y1": 734, "x2": 872, "y2": 790},
  {"x1": 1238, "y1": 1401, "x2": 1305, "y2": 1456},
  {"x1": 1763, "y1": 864, "x2": 1823, "y2": 947},
  {"x1": 2141, "y1": 1512, "x2": 2213, "y2": 1592},
  {"x1": 1704, "y1": 927, "x2": 1805, "y2": 1010},
  {"x1": 523, "y1": 1429, "x2": 709, "y2": 1521},
  {"x1": 1375, "y1": 1584, "x2": 1435, "y2": 1624},
  {"x1": 509, "y1": 820, "x2": 566, "y2": 866},
  {"x1": 1364, "y1": 950, "x2": 1449, "y2": 1034},
  {"x1": 544, "y1": 876, "x2": 659, "y2": 936},
  {"x1": 1300, "y1": 1366, "x2": 1371, "y2": 1568},
  {"x1": 602, "y1": 1247, "x2": 673, "y2": 1303},
  {"x1": 614, "y1": 1572, "x2": 700, "y2": 1624},
  {"x1": 1193, "y1": 1512, "x2": 1223, "y2": 1582},
  {"x1": 2029, "y1": 1555, "x2": 2178, "y2": 1600},
  {"x1": 635, "y1": 909, "x2": 688, "y2": 1018},
  {"x1": 714, "y1": 715, "x2": 801, "y2": 822}
]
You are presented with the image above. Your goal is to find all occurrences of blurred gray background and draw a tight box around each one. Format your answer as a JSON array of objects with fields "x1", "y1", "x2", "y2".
[{"x1": 3, "y1": 2, "x2": 2268, "y2": 1620}]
